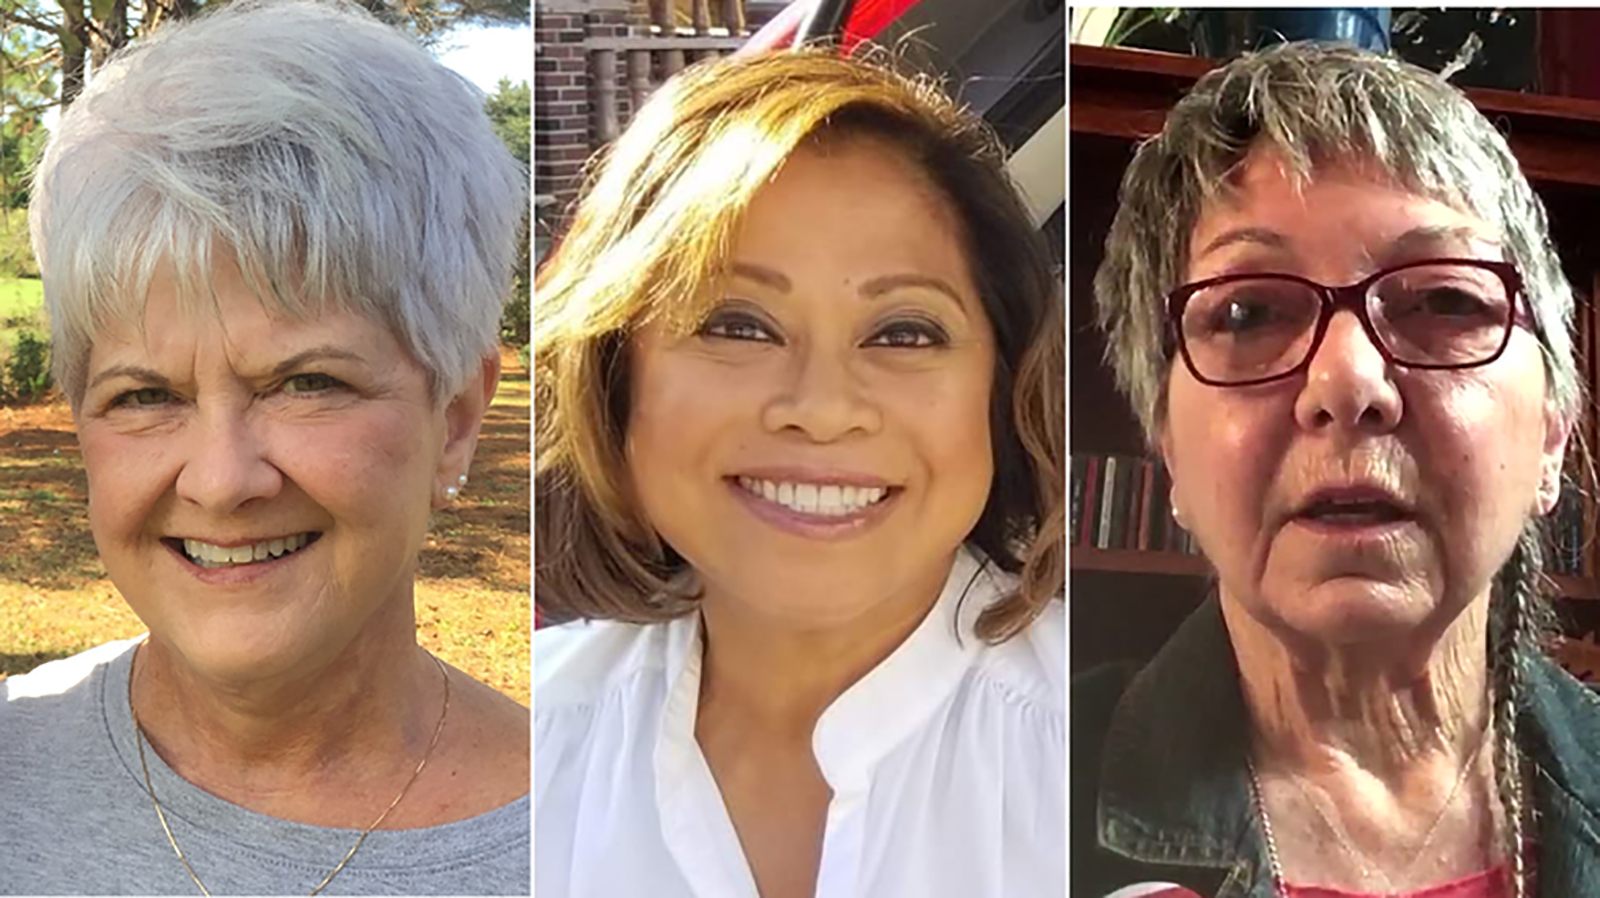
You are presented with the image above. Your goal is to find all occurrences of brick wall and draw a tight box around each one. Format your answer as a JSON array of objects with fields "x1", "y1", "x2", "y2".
[
  {"x1": 534, "y1": 10, "x2": 593, "y2": 247},
  {"x1": 533, "y1": 1, "x2": 776, "y2": 255}
]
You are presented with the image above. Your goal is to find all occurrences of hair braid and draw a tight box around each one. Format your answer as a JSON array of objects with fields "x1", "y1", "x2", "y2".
[{"x1": 1490, "y1": 526, "x2": 1557, "y2": 898}]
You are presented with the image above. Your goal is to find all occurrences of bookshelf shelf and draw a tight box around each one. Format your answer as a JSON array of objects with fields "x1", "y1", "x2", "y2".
[
  {"x1": 1071, "y1": 547, "x2": 1208, "y2": 578},
  {"x1": 1553, "y1": 575, "x2": 1600, "y2": 601},
  {"x1": 1070, "y1": 46, "x2": 1600, "y2": 189}
]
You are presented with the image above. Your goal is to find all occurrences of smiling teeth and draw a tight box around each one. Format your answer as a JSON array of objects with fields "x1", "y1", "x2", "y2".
[
  {"x1": 737, "y1": 477, "x2": 888, "y2": 517},
  {"x1": 183, "y1": 533, "x2": 311, "y2": 569}
]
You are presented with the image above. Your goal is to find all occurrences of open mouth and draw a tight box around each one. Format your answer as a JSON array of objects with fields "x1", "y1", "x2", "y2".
[
  {"x1": 733, "y1": 476, "x2": 895, "y2": 518},
  {"x1": 1297, "y1": 498, "x2": 1409, "y2": 525},
  {"x1": 165, "y1": 532, "x2": 322, "y2": 569}
]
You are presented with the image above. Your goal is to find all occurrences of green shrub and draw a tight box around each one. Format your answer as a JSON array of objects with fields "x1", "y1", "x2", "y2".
[
  {"x1": 0, "y1": 210, "x2": 38, "y2": 279},
  {"x1": 500, "y1": 210, "x2": 531, "y2": 349},
  {"x1": 501, "y1": 277, "x2": 529, "y2": 348},
  {"x1": 5, "y1": 330, "x2": 51, "y2": 403}
]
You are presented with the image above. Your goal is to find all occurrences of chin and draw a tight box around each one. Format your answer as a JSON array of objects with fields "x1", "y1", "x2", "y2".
[
  {"x1": 159, "y1": 625, "x2": 308, "y2": 680},
  {"x1": 1271, "y1": 578, "x2": 1452, "y2": 644},
  {"x1": 144, "y1": 600, "x2": 375, "y2": 686}
]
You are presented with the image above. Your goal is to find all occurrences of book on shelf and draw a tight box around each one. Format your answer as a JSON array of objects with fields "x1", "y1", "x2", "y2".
[{"x1": 1069, "y1": 452, "x2": 1199, "y2": 555}]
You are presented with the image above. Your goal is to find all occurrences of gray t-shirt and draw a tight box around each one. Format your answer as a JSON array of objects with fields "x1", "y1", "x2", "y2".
[{"x1": 0, "y1": 638, "x2": 530, "y2": 895}]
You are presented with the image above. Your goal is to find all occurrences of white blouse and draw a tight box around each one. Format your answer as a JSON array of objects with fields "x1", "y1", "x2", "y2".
[{"x1": 534, "y1": 548, "x2": 1065, "y2": 898}]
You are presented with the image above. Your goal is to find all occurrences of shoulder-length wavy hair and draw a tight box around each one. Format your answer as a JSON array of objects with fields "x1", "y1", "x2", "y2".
[{"x1": 535, "y1": 49, "x2": 1063, "y2": 643}]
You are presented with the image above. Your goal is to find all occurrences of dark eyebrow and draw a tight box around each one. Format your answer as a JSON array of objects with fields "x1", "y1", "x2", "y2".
[
  {"x1": 861, "y1": 273, "x2": 973, "y2": 318},
  {"x1": 1196, "y1": 227, "x2": 1292, "y2": 259},
  {"x1": 731, "y1": 262, "x2": 792, "y2": 292},
  {"x1": 271, "y1": 347, "x2": 368, "y2": 378},
  {"x1": 731, "y1": 264, "x2": 974, "y2": 317},
  {"x1": 87, "y1": 365, "x2": 170, "y2": 392}
]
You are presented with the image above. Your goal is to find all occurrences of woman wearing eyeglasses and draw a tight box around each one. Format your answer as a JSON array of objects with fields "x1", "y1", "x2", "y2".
[{"x1": 1076, "y1": 42, "x2": 1600, "y2": 898}]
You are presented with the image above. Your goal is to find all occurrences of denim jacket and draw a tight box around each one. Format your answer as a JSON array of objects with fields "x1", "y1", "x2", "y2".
[{"x1": 1071, "y1": 598, "x2": 1600, "y2": 898}]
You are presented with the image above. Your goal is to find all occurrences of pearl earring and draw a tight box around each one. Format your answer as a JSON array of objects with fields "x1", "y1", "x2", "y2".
[{"x1": 444, "y1": 486, "x2": 460, "y2": 501}]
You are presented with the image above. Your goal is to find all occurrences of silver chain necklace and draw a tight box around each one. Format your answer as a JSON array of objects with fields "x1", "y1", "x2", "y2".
[
  {"x1": 130, "y1": 642, "x2": 452, "y2": 896},
  {"x1": 1245, "y1": 725, "x2": 1487, "y2": 898}
]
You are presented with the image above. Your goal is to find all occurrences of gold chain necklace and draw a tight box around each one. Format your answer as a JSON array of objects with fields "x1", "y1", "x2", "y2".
[
  {"x1": 1246, "y1": 724, "x2": 1487, "y2": 897},
  {"x1": 129, "y1": 643, "x2": 451, "y2": 896}
]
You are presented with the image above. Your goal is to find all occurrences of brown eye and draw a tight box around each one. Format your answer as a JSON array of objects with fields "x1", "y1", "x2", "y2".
[
  {"x1": 698, "y1": 310, "x2": 780, "y2": 344},
  {"x1": 865, "y1": 319, "x2": 948, "y2": 348}
]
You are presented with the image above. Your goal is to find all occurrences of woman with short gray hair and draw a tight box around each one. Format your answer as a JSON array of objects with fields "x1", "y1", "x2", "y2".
[
  {"x1": 0, "y1": 1, "x2": 529, "y2": 893},
  {"x1": 1076, "y1": 42, "x2": 1599, "y2": 897}
]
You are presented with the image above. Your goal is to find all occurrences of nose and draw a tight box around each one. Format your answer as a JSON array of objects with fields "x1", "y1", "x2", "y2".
[
  {"x1": 1293, "y1": 309, "x2": 1402, "y2": 434},
  {"x1": 760, "y1": 343, "x2": 882, "y2": 441},
  {"x1": 174, "y1": 406, "x2": 284, "y2": 512}
]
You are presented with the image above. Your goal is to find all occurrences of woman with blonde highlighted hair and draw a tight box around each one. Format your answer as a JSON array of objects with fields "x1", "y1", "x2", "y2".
[{"x1": 535, "y1": 50, "x2": 1065, "y2": 898}]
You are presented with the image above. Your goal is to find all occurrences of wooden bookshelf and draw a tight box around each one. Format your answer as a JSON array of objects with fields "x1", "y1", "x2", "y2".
[
  {"x1": 1069, "y1": 43, "x2": 1600, "y2": 669},
  {"x1": 1552, "y1": 574, "x2": 1600, "y2": 600},
  {"x1": 1072, "y1": 45, "x2": 1600, "y2": 187},
  {"x1": 1071, "y1": 547, "x2": 1208, "y2": 578}
]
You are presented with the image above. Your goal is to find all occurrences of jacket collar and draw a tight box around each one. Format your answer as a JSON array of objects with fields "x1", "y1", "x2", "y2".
[
  {"x1": 1097, "y1": 598, "x2": 1271, "y2": 895},
  {"x1": 1097, "y1": 596, "x2": 1600, "y2": 896},
  {"x1": 1519, "y1": 649, "x2": 1600, "y2": 888}
]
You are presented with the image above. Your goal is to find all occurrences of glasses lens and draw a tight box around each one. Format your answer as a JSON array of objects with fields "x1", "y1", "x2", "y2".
[
  {"x1": 1180, "y1": 278, "x2": 1321, "y2": 383},
  {"x1": 1370, "y1": 263, "x2": 1512, "y2": 366}
]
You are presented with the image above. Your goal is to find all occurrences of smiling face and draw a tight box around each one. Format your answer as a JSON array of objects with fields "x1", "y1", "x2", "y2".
[
  {"x1": 625, "y1": 136, "x2": 996, "y2": 629},
  {"x1": 75, "y1": 257, "x2": 469, "y2": 683},
  {"x1": 1161, "y1": 146, "x2": 1568, "y2": 646}
]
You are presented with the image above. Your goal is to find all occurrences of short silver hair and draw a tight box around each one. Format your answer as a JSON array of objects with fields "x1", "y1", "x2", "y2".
[
  {"x1": 28, "y1": 0, "x2": 526, "y2": 402},
  {"x1": 1095, "y1": 42, "x2": 1580, "y2": 443}
]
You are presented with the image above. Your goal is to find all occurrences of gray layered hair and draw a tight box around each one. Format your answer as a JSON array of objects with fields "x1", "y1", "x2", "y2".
[
  {"x1": 28, "y1": 0, "x2": 526, "y2": 403},
  {"x1": 1093, "y1": 42, "x2": 1579, "y2": 898},
  {"x1": 1095, "y1": 41, "x2": 1580, "y2": 445}
]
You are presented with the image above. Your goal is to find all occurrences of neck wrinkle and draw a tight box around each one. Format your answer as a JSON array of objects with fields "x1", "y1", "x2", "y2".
[
  {"x1": 129, "y1": 601, "x2": 441, "y2": 792},
  {"x1": 1228, "y1": 590, "x2": 1492, "y2": 776}
]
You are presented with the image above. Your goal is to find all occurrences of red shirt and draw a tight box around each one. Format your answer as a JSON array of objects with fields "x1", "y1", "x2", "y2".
[
  {"x1": 1285, "y1": 864, "x2": 1508, "y2": 898},
  {"x1": 1111, "y1": 866, "x2": 1508, "y2": 898}
]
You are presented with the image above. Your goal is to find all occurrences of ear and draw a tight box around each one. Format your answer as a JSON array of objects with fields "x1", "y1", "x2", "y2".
[
  {"x1": 433, "y1": 353, "x2": 502, "y2": 509},
  {"x1": 1536, "y1": 397, "x2": 1573, "y2": 517},
  {"x1": 1157, "y1": 423, "x2": 1181, "y2": 520}
]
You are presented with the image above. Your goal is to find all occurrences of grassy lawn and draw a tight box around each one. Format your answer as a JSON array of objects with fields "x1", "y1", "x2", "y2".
[
  {"x1": 0, "y1": 278, "x2": 46, "y2": 363},
  {"x1": 0, "y1": 346, "x2": 531, "y2": 705},
  {"x1": 0, "y1": 277, "x2": 44, "y2": 320}
]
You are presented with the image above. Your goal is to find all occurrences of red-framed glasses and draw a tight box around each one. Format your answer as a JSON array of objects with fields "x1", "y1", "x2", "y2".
[{"x1": 1165, "y1": 258, "x2": 1529, "y2": 388}]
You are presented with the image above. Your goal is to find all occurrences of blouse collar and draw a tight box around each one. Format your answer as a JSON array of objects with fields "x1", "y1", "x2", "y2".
[{"x1": 657, "y1": 546, "x2": 1001, "y2": 794}]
